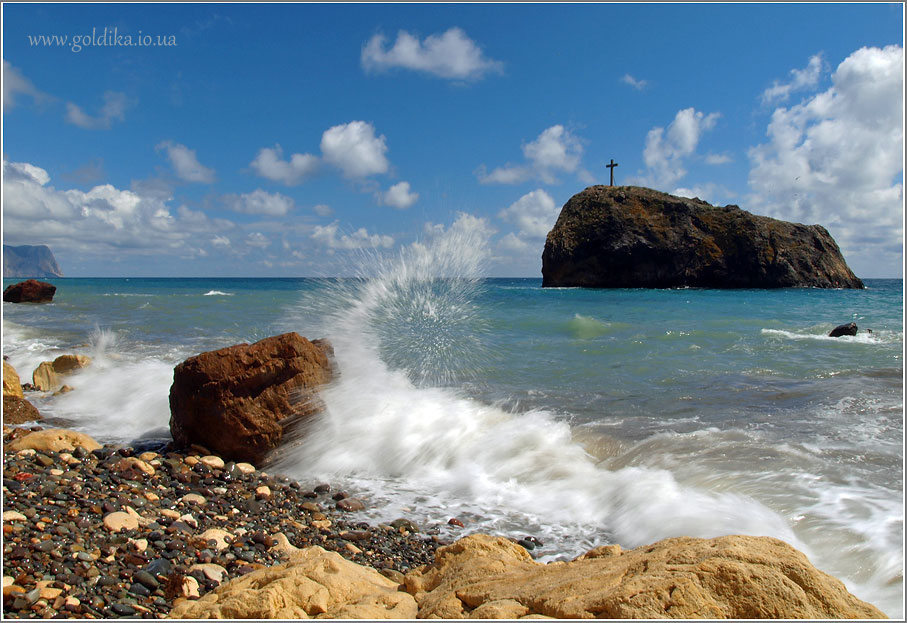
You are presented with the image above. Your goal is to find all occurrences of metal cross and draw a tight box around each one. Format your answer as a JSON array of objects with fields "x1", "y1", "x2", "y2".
[{"x1": 606, "y1": 159, "x2": 619, "y2": 186}]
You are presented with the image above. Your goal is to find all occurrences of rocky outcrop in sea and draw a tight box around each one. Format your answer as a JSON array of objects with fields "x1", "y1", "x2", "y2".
[{"x1": 542, "y1": 186, "x2": 864, "y2": 289}]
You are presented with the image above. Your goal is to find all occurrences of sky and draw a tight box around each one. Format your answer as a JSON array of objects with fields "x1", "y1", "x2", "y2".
[{"x1": 2, "y1": 2, "x2": 904, "y2": 278}]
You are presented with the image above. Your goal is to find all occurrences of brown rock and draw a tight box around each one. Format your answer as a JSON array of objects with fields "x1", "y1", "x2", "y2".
[
  {"x1": 542, "y1": 186, "x2": 864, "y2": 289},
  {"x1": 167, "y1": 545, "x2": 417, "y2": 619},
  {"x1": 404, "y1": 534, "x2": 886, "y2": 619},
  {"x1": 4, "y1": 428, "x2": 101, "y2": 453},
  {"x1": 51, "y1": 354, "x2": 92, "y2": 374},
  {"x1": 168, "y1": 332, "x2": 332, "y2": 464},
  {"x1": 2, "y1": 395, "x2": 42, "y2": 425},
  {"x1": 103, "y1": 511, "x2": 139, "y2": 533},
  {"x1": 3, "y1": 361, "x2": 24, "y2": 398},
  {"x1": 2, "y1": 279, "x2": 56, "y2": 303},
  {"x1": 32, "y1": 361, "x2": 59, "y2": 392}
]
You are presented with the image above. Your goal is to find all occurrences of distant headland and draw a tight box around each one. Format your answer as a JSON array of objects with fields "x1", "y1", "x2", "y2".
[
  {"x1": 542, "y1": 186, "x2": 863, "y2": 289},
  {"x1": 3, "y1": 245, "x2": 64, "y2": 279}
]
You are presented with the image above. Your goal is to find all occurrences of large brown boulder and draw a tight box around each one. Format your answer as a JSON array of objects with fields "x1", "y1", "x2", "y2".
[
  {"x1": 405, "y1": 534, "x2": 885, "y2": 619},
  {"x1": 168, "y1": 545, "x2": 417, "y2": 619},
  {"x1": 542, "y1": 186, "x2": 864, "y2": 289},
  {"x1": 169, "y1": 333, "x2": 332, "y2": 464},
  {"x1": 2, "y1": 395, "x2": 42, "y2": 425},
  {"x1": 2, "y1": 279, "x2": 57, "y2": 303}
]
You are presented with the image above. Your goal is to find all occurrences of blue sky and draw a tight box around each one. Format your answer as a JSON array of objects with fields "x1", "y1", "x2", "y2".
[{"x1": 2, "y1": 3, "x2": 903, "y2": 277}]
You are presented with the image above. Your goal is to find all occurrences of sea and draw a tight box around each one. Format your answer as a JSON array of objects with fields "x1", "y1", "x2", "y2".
[{"x1": 2, "y1": 229, "x2": 904, "y2": 616}]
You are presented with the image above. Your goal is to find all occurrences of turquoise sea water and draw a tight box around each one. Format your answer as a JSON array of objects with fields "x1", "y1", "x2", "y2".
[{"x1": 2, "y1": 269, "x2": 903, "y2": 616}]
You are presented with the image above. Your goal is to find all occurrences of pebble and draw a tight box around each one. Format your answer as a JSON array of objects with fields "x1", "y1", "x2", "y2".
[
  {"x1": 336, "y1": 498, "x2": 365, "y2": 512},
  {"x1": 2, "y1": 427, "x2": 440, "y2": 619},
  {"x1": 199, "y1": 456, "x2": 224, "y2": 470}
]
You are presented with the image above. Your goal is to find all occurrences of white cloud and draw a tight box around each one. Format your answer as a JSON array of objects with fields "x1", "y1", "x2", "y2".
[
  {"x1": 361, "y1": 27, "x2": 503, "y2": 80},
  {"x1": 704, "y1": 152, "x2": 733, "y2": 165},
  {"x1": 640, "y1": 107, "x2": 720, "y2": 188},
  {"x1": 156, "y1": 141, "x2": 215, "y2": 183},
  {"x1": 498, "y1": 189, "x2": 559, "y2": 239},
  {"x1": 478, "y1": 125, "x2": 586, "y2": 185},
  {"x1": 311, "y1": 222, "x2": 394, "y2": 249},
  {"x1": 222, "y1": 189, "x2": 294, "y2": 216},
  {"x1": 1, "y1": 159, "x2": 233, "y2": 258},
  {"x1": 761, "y1": 54, "x2": 825, "y2": 105},
  {"x1": 621, "y1": 74, "x2": 648, "y2": 90},
  {"x1": 246, "y1": 232, "x2": 270, "y2": 248},
  {"x1": 3, "y1": 60, "x2": 47, "y2": 111},
  {"x1": 748, "y1": 45, "x2": 904, "y2": 277},
  {"x1": 313, "y1": 204, "x2": 333, "y2": 217},
  {"x1": 65, "y1": 91, "x2": 130, "y2": 130},
  {"x1": 378, "y1": 181, "x2": 419, "y2": 209},
  {"x1": 475, "y1": 164, "x2": 531, "y2": 185},
  {"x1": 249, "y1": 144, "x2": 319, "y2": 186},
  {"x1": 212, "y1": 235, "x2": 231, "y2": 246},
  {"x1": 320, "y1": 121, "x2": 389, "y2": 179},
  {"x1": 497, "y1": 232, "x2": 531, "y2": 253}
]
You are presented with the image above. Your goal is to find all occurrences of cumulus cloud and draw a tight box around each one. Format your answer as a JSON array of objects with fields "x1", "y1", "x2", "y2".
[
  {"x1": 245, "y1": 232, "x2": 270, "y2": 248},
  {"x1": 761, "y1": 53, "x2": 825, "y2": 105},
  {"x1": 313, "y1": 204, "x2": 332, "y2": 217},
  {"x1": 222, "y1": 189, "x2": 294, "y2": 216},
  {"x1": 3, "y1": 60, "x2": 47, "y2": 111},
  {"x1": 212, "y1": 235, "x2": 231, "y2": 246},
  {"x1": 478, "y1": 125, "x2": 587, "y2": 185},
  {"x1": 249, "y1": 144, "x2": 319, "y2": 186},
  {"x1": 621, "y1": 74, "x2": 648, "y2": 90},
  {"x1": 65, "y1": 91, "x2": 130, "y2": 130},
  {"x1": 311, "y1": 222, "x2": 394, "y2": 250},
  {"x1": 640, "y1": 107, "x2": 720, "y2": 188},
  {"x1": 497, "y1": 232, "x2": 531, "y2": 253},
  {"x1": 498, "y1": 189, "x2": 559, "y2": 239},
  {"x1": 1, "y1": 159, "x2": 233, "y2": 258},
  {"x1": 320, "y1": 121, "x2": 389, "y2": 179},
  {"x1": 378, "y1": 181, "x2": 419, "y2": 209},
  {"x1": 156, "y1": 141, "x2": 216, "y2": 183},
  {"x1": 361, "y1": 27, "x2": 503, "y2": 80},
  {"x1": 748, "y1": 45, "x2": 904, "y2": 277}
]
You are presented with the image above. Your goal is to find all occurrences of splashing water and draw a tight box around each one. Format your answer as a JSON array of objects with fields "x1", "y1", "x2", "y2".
[{"x1": 274, "y1": 213, "x2": 817, "y2": 583}]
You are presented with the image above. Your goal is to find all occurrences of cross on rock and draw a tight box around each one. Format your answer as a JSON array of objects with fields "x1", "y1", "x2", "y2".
[{"x1": 606, "y1": 159, "x2": 619, "y2": 186}]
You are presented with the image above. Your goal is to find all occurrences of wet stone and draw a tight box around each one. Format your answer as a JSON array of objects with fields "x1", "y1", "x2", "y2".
[
  {"x1": 133, "y1": 570, "x2": 158, "y2": 589},
  {"x1": 109, "y1": 602, "x2": 136, "y2": 616}
]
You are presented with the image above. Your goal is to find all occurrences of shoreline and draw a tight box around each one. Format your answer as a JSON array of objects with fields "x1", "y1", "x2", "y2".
[{"x1": 2, "y1": 425, "x2": 443, "y2": 619}]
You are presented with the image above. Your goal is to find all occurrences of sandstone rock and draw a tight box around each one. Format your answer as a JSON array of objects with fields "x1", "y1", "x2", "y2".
[
  {"x1": 32, "y1": 361, "x2": 59, "y2": 391},
  {"x1": 829, "y1": 322, "x2": 859, "y2": 337},
  {"x1": 2, "y1": 279, "x2": 57, "y2": 303},
  {"x1": 5, "y1": 428, "x2": 101, "y2": 453},
  {"x1": 3, "y1": 511, "x2": 27, "y2": 522},
  {"x1": 167, "y1": 545, "x2": 418, "y2": 619},
  {"x1": 199, "y1": 455, "x2": 225, "y2": 470},
  {"x1": 192, "y1": 528, "x2": 233, "y2": 551},
  {"x1": 180, "y1": 575, "x2": 200, "y2": 599},
  {"x1": 51, "y1": 354, "x2": 92, "y2": 374},
  {"x1": 111, "y1": 457, "x2": 156, "y2": 478},
  {"x1": 103, "y1": 511, "x2": 139, "y2": 533},
  {"x1": 542, "y1": 186, "x2": 864, "y2": 289},
  {"x1": 2, "y1": 395, "x2": 42, "y2": 425},
  {"x1": 3, "y1": 361, "x2": 24, "y2": 398},
  {"x1": 169, "y1": 332, "x2": 333, "y2": 464},
  {"x1": 404, "y1": 534, "x2": 885, "y2": 619},
  {"x1": 180, "y1": 493, "x2": 207, "y2": 505}
]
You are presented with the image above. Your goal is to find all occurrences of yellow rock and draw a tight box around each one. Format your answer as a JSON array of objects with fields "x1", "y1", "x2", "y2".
[
  {"x1": 3, "y1": 361, "x2": 23, "y2": 398},
  {"x1": 5, "y1": 428, "x2": 101, "y2": 453},
  {"x1": 167, "y1": 545, "x2": 418, "y2": 619},
  {"x1": 404, "y1": 534, "x2": 887, "y2": 619},
  {"x1": 51, "y1": 354, "x2": 92, "y2": 374},
  {"x1": 32, "y1": 361, "x2": 59, "y2": 391},
  {"x1": 103, "y1": 511, "x2": 139, "y2": 533}
]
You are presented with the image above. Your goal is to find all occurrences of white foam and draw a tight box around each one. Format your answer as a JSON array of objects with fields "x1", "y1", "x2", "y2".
[
  {"x1": 761, "y1": 328, "x2": 895, "y2": 345},
  {"x1": 203, "y1": 290, "x2": 233, "y2": 296}
]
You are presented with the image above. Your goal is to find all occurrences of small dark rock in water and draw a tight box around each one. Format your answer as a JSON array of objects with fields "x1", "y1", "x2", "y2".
[
  {"x1": 448, "y1": 518, "x2": 465, "y2": 528},
  {"x1": 332, "y1": 491, "x2": 348, "y2": 501},
  {"x1": 391, "y1": 518, "x2": 420, "y2": 533},
  {"x1": 523, "y1": 535, "x2": 544, "y2": 547},
  {"x1": 133, "y1": 570, "x2": 159, "y2": 589},
  {"x1": 517, "y1": 538, "x2": 536, "y2": 550},
  {"x1": 314, "y1": 483, "x2": 331, "y2": 493},
  {"x1": 829, "y1": 322, "x2": 858, "y2": 337}
]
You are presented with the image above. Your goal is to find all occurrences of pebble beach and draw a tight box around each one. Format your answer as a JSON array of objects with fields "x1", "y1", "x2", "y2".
[{"x1": 2, "y1": 426, "x2": 443, "y2": 619}]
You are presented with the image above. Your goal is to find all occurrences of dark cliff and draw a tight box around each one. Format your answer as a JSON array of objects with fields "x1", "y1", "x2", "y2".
[
  {"x1": 3, "y1": 245, "x2": 64, "y2": 278},
  {"x1": 541, "y1": 186, "x2": 863, "y2": 289}
]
